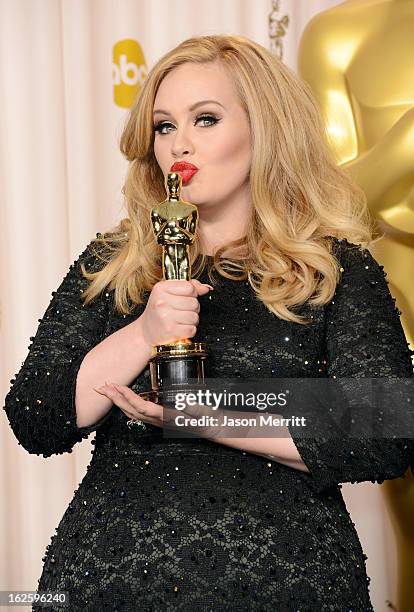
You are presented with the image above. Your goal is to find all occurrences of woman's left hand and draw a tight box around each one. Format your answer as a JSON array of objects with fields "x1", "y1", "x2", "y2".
[
  {"x1": 93, "y1": 383, "x2": 225, "y2": 437},
  {"x1": 94, "y1": 383, "x2": 167, "y2": 428}
]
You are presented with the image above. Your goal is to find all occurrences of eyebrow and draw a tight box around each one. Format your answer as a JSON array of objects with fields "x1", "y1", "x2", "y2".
[{"x1": 153, "y1": 99, "x2": 225, "y2": 117}]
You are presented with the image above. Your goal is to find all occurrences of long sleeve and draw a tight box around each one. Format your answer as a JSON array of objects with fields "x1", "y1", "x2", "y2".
[
  {"x1": 289, "y1": 239, "x2": 414, "y2": 494},
  {"x1": 3, "y1": 237, "x2": 116, "y2": 457}
]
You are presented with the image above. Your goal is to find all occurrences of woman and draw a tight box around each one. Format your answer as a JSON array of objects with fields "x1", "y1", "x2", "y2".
[{"x1": 4, "y1": 34, "x2": 414, "y2": 611}]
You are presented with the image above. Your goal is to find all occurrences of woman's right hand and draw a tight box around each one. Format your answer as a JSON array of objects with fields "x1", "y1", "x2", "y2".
[{"x1": 137, "y1": 279, "x2": 213, "y2": 349}]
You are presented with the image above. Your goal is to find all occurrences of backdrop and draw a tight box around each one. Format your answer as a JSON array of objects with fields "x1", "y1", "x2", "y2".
[{"x1": 0, "y1": 1, "x2": 402, "y2": 611}]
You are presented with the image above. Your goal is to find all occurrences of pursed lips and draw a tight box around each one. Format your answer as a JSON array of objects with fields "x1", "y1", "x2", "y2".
[{"x1": 170, "y1": 162, "x2": 199, "y2": 185}]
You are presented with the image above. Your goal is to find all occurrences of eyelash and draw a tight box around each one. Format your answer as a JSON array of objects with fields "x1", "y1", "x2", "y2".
[{"x1": 153, "y1": 114, "x2": 220, "y2": 135}]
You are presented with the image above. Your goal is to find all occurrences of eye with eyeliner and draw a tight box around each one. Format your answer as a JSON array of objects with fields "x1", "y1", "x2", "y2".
[{"x1": 153, "y1": 114, "x2": 221, "y2": 134}]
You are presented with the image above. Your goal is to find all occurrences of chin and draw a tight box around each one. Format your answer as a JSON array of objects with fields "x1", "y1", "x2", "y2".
[{"x1": 182, "y1": 184, "x2": 198, "y2": 198}]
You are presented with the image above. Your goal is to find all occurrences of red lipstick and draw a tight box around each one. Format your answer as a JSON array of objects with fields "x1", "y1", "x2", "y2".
[{"x1": 170, "y1": 161, "x2": 199, "y2": 186}]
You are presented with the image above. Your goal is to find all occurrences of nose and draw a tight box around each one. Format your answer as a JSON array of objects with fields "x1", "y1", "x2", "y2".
[{"x1": 171, "y1": 126, "x2": 195, "y2": 158}]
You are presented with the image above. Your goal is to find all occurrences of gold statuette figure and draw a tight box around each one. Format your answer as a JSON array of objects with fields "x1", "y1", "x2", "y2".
[{"x1": 151, "y1": 172, "x2": 198, "y2": 281}]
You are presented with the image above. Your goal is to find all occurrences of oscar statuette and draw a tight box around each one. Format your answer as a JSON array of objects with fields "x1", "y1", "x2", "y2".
[{"x1": 139, "y1": 172, "x2": 208, "y2": 406}]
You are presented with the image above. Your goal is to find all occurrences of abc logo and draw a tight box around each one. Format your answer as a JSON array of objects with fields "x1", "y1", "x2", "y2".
[{"x1": 113, "y1": 39, "x2": 148, "y2": 109}]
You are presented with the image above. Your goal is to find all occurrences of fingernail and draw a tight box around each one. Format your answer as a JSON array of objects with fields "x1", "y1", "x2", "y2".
[{"x1": 206, "y1": 285, "x2": 214, "y2": 290}]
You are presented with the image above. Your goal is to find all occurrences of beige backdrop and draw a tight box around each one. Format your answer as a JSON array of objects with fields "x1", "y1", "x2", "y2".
[{"x1": 0, "y1": 1, "x2": 398, "y2": 611}]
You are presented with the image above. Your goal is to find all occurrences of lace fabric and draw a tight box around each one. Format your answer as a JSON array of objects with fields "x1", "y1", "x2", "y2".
[{"x1": 3, "y1": 236, "x2": 414, "y2": 611}]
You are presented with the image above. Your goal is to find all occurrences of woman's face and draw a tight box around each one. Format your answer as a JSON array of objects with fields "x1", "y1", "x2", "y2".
[{"x1": 152, "y1": 61, "x2": 252, "y2": 213}]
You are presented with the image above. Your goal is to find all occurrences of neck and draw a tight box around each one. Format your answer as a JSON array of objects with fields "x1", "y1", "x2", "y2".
[{"x1": 197, "y1": 194, "x2": 251, "y2": 255}]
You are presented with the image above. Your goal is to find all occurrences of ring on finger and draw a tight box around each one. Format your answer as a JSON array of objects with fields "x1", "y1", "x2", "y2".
[{"x1": 127, "y1": 418, "x2": 146, "y2": 430}]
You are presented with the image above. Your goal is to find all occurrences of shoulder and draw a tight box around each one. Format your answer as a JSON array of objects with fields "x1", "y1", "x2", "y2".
[
  {"x1": 326, "y1": 237, "x2": 399, "y2": 314},
  {"x1": 329, "y1": 237, "x2": 384, "y2": 276},
  {"x1": 74, "y1": 232, "x2": 119, "y2": 273}
]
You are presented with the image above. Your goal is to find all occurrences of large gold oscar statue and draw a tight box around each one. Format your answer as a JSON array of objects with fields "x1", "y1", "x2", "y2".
[{"x1": 298, "y1": 1, "x2": 414, "y2": 609}]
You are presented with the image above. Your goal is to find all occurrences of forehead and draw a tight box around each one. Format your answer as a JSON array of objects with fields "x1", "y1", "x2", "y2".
[{"x1": 154, "y1": 62, "x2": 234, "y2": 105}]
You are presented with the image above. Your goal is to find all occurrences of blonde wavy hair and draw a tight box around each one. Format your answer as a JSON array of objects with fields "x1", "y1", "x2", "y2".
[{"x1": 81, "y1": 34, "x2": 376, "y2": 325}]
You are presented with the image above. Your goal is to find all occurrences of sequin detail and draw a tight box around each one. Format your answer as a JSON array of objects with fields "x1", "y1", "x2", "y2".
[{"x1": 4, "y1": 236, "x2": 414, "y2": 611}]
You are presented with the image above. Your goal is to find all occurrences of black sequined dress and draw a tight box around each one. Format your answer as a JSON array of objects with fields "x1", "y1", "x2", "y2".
[{"x1": 4, "y1": 237, "x2": 414, "y2": 612}]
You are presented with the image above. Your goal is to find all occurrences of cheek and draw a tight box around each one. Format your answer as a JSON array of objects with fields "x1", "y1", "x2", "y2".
[
  {"x1": 211, "y1": 128, "x2": 251, "y2": 177},
  {"x1": 153, "y1": 139, "x2": 163, "y2": 167},
  {"x1": 215, "y1": 123, "x2": 251, "y2": 159},
  {"x1": 153, "y1": 138, "x2": 171, "y2": 175}
]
